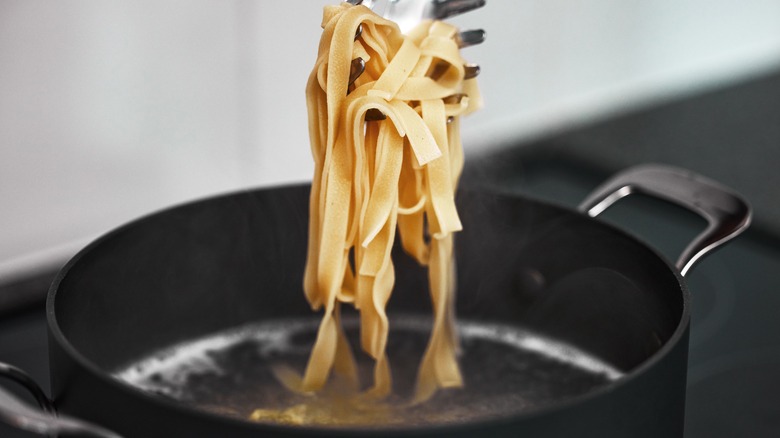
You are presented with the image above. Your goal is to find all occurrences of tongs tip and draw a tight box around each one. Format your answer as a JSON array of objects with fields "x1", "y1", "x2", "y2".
[{"x1": 433, "y1": 0, "x2": 487, "y2": 20}]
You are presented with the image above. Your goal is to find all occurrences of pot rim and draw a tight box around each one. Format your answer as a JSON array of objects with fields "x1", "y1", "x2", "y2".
[{"x1": 46, "y1": 183, "x2": 692, "y2": 436}]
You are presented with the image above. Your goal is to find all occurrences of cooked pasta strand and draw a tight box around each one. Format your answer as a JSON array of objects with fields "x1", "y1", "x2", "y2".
[{"x1": 299, "y1": 3, "x2": 481, "y2": 404}]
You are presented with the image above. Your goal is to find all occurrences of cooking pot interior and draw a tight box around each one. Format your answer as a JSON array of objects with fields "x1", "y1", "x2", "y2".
[{"x1": 51, "y1": 185, "x2": 684, "y2": 426}]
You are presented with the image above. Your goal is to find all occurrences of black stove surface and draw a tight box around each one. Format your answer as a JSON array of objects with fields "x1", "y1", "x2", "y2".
[
  {"x1": 2, "y1": 70, "x2": 780, "y2": 437},
  {"x1": 460, "y1": 67, "x2": 780, "y2": 437},
  {"x1": 0, "y1": 286, "x2": 52, "y2": 438},
  {"x1": 463, "y1": 159, "x2": 780, "y2": 437}
]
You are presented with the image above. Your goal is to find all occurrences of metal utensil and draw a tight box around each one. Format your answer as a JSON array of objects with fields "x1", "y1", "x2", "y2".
[{"x1": 346, "y1": 0, "x2": 485, "y2": 90}]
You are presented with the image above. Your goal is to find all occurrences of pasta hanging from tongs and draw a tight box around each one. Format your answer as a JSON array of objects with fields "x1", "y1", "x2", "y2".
[{"x1": 300, "y1": 2, "x2": 482, "y2": 403}]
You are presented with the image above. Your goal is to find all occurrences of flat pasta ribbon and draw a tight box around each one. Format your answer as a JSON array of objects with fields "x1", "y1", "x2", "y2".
[{"x1": 300, "y1": 3, "x2": 481, "y2": 403}]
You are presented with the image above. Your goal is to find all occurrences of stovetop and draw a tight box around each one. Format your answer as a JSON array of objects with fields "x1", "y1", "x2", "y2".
[
  {"x1": 463, "y1": 159, "x2": 780, "y2": 437},
  {"x1": 2, "y1": 70, "x2": 779, "y2": 437},
  {"x1": 459, "y1": 67, "x2": 780, "y2": 437}
]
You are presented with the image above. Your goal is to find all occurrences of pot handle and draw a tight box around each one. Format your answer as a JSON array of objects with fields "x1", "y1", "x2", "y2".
[
  {"x1": 578, "y1": 164, "x2": 751, "y2": 277},
  {"x1": 0, "y1": 361, "x2": 122, "y2": 438}
]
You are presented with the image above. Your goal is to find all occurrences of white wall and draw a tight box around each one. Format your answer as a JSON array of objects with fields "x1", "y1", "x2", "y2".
[{"x1": 1, "y1": 0, "x2": 780, "y2": 282}]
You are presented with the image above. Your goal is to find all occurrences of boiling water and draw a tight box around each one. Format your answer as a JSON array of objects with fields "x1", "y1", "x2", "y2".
[{"x1": 114, "y1": 316, "x2": 623, "y2": 427}]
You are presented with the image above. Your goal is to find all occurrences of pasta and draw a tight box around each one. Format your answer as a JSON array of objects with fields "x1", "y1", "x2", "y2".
[{"x1": 288, "y1": 2, "x2": 479, "y2": 406}]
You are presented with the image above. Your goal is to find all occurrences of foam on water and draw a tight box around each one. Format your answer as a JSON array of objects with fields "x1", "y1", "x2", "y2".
[{"x1": 114, "y1": 316, "x2": 624, "y2": 427}]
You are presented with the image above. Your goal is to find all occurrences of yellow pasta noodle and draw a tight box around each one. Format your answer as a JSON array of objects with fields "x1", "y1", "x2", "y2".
[{"x1": 294, "y1": 2, "x2": 480, "y2": 406}]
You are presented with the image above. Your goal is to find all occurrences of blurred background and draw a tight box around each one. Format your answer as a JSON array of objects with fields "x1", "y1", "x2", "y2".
[
  {"x1": 2, "y1": 0, "x2": 779, "y2": 283},
  {"x1": 1, "y1": 1, "x2": 780, "y2": 436}
]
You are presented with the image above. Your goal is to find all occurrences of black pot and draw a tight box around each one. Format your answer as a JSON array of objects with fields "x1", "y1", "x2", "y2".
[{"x1": 0, "y1": 165, "x2": 750, "y2": 437}]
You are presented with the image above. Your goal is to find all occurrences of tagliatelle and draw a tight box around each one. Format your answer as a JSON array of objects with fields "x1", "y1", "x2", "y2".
[{"x1": 293, "y1": 3, "x2": 480, "y2": 405}]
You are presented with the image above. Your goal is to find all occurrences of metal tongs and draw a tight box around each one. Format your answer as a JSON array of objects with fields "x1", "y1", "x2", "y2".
[{"x1": 345, "y1": 0, "x2": 486, "y2": 120}]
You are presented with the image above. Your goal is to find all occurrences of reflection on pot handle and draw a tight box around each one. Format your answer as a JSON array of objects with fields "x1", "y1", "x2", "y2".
[
  {"x1": 0, "y1": 361, "x2": 122, "y2": 438},
  {"x1": 578, "y1": 164, "x2": 752, "y2": 277}
]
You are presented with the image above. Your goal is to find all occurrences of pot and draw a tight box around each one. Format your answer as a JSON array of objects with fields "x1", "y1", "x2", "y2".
[{"x1": 0, "y1": 164, "x2": 750, "y2": 437}]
